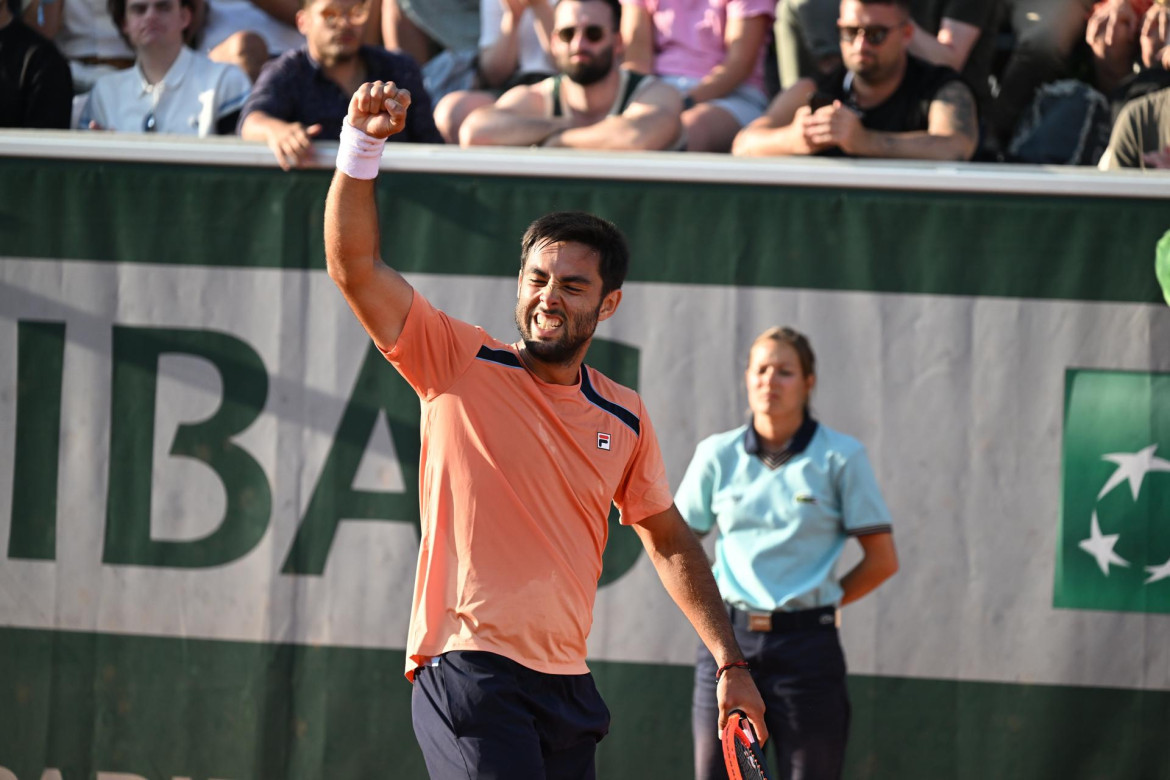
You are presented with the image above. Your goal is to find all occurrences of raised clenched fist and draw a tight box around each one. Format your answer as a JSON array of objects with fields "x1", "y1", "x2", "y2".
[{"x1": 347, "y1": 81, "x2": 412, "y2": 140}]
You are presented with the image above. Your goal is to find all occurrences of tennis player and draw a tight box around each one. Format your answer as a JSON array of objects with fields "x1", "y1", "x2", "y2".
[{"x1": 324, "y1": 79, "x2": 767, "y2": 779}]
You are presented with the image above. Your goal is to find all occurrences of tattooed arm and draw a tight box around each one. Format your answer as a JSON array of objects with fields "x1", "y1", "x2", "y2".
[{"x1": 835, "y1": 80, "x2": 979, "y2": 161}]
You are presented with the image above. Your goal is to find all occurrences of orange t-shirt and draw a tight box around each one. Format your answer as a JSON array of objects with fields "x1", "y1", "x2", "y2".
[{"x1": 384, "y1": 291, "x2": 674, "y2": 680}]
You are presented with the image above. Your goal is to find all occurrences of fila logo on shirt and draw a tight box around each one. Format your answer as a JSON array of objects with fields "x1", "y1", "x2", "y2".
[{"x1": 597, "y1": 432, "x2": 611, "y2": 451}]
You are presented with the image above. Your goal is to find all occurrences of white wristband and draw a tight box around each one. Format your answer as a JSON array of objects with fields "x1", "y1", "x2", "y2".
[{"x1": 336, "y1": 120, "x2": 386, "y2": 180}]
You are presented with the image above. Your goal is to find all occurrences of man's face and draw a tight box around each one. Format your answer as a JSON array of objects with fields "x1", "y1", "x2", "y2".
[
  {"x1": 514, "y1": 240, "x2": 619, "y2": 365},
  {"x1": 837, "y1": 0, "x2": 911, "y2": 81},
  {"x1": 552, "y1": 0, "x2": 619, "y2": 86},
  {"x1": 299, "y1": 0, "x2": 368, "y2": 66},
  {"x1": 123, "y1": 0, "x2": 190, "y2": 51}
]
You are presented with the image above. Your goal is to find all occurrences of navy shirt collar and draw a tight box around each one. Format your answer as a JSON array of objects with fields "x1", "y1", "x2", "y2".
[{"x1": 744, "y1": 413, "x2": 818, "y2": 457}]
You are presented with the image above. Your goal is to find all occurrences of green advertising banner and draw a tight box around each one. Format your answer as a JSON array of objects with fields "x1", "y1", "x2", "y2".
[
  {"x1": 2, "y1": 141, "x2": 1170, "y2": 780},
  {"x1": 1057, "y1": 370, "x2": 1170, "y2": 614}
]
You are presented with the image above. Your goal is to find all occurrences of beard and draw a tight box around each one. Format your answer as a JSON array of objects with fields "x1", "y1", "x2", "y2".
[
  {"x1": 514, "y1": 299, "x2": 602, "y2": 366},
  {"x1": 559, "y1": 46, "x2": 614, "y2": 87},
  {"x1": 317, "y1": 40, "x2": 359, "y2": 68}
]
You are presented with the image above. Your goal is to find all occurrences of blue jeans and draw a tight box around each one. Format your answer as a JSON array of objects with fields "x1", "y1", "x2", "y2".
[
  {"x1": 412, "y1": 651, "x2": 610, "y2": 780},
  {"x1": 693, "y1": 615, "x2": 850, "y2": 780}
]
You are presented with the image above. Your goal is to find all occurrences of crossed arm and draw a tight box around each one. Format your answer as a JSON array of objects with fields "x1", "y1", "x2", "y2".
[
  {"x1": 459, "y1": 78, "x2": 683, "y2": 149},
  {"x1": 733, "y1": 78, "x2": 978, "y2": 160}
]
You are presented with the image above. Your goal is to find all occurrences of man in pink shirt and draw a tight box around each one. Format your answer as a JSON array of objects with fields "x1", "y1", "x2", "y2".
[
  {"x1": 621, "y1": 0, "x2": 774, "y2": 151},
  {"x1": 325, "y1": 79, "x2": 767, "y2": 778}
]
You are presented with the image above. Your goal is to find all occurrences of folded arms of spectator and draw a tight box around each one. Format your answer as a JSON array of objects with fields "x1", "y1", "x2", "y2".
[
  {"x1": 460, "y1": 76, "x2": 682, "y2": 149},
  {"x1": 733, "y1": 77, "x2": 978, "y2": 160}
]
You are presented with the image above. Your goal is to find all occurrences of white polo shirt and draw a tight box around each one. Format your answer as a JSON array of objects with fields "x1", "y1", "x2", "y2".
[{"x1": 81, "y1": 46, "x2": 250, "y2": 135}]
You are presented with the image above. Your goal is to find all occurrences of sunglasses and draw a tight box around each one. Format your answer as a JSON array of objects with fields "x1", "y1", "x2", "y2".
[
  {"x1": 143, "y1": 111, "x2": 156, "y2": 132},
  {"x1": 317, "y1": 3, "x2": 370, "y2": 26},
  {"x1": 555, "y1": 24, "x2": 606, "y2": 43},
  {"x1": 838, "y1": 24, "x2": 895, "y2": 44}
]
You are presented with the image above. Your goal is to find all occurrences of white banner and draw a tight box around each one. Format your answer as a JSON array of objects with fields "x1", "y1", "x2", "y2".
[{"x1": 2, "y1": 258, "x2": 1169, "y2": 691}]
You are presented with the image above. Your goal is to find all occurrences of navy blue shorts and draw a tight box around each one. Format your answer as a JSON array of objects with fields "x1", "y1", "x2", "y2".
[{"x1": 412, "y1": 651, "x2": 610, "y2": 779}]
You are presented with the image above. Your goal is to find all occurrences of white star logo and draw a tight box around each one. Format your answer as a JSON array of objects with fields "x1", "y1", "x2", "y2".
[
  {"x1": 1097, "y1": 444, "x2": 1170, "y2": 501},
  {"x1": 1078, "y1": 511, "x2": 1130, "y2": 576},
  {"x1": 1146, "y1": 556, "x2": 1170, "y2": 585}
]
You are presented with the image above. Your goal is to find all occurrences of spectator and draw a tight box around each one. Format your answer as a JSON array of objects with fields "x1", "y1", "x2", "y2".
[
  {"x1": 196, "y1": 0, "x2": 382, "y2": 84},
  {"x1": 0, "y1": 0, "x2": 72, "y2": 127},
  {"x1": 54, "y1": 0, "x2": 136, "y2": 92},
  {"x1": 620, "y1": 0, "x2": 773, "y2": 152},
  {"x1": 775, "y1": 0, "x2": 841, "y2": 89},
  {"x1": 382, "y1": 0, "x2": 479, "y2": 102},
  {"x1": 904, "y1": 0, "x2": 998, "y2": 108},
  {"x1": 80, "y1": 0, "x2": 250, "y2": 133},
  {"x1": 1087, "y1": 0, "x2": 1150, "y2": 95},
  {"x1": 238, "y1": 0, "x2": 441, "y2": 169},
  {"x1": 984, "y1": 0, "x2": 1095, "y2": 149},
  {"x1": 459, "y1": 0, "x2": 683, "y2": 149},
  {"x1": 1142, "y1": 0, "x2": 1169, "y2": 70},
  {"x1": 20, "y1": 0, "x2": 63, "y2": 37},
  {"x1": 774, "y1": 0, "x2": 997, "y2": 110},
  {"x1": 197, "y1": 0, "x2": 306, "y2": 83},
  {"x1": 1097, "y1": 84, "x2": 1169, "y2": 166},
  {"x1": 733, "y1": 0, "x2": 979, "y2": 159},
  {"x1": 433, "y1": 0, "x2": 556, "y2": 143}
]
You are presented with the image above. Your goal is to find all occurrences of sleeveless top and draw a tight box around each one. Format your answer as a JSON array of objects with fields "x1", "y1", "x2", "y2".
[
  {"x1": 547, "y1": 68, "x2": 650, "y2": 118},
  {"x1": 543, "y1": 69, "x2": 685, "y2": 150}
]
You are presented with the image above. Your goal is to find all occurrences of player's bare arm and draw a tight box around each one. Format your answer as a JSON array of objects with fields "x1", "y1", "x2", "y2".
[
  {"x1": 731, "y1": 79, "x2": 819, "y2": 156},
  {"x1": 458, "y1": 83, "x2": 570, "y2": 147},
  {"x1": 324, "y1": 81, "x2": 416, "y2": 352},
  {"x1": 545, "y1": 79, "x2": 683, "y2": 150},
  {"x1": 632, "y1": 504, "x2": 768, "y2": 742}
]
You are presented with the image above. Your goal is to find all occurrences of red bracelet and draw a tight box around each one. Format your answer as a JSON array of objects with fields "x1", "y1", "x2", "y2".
[{"x1": 715, "y1": 660, "x2": 750, "y2": 682}]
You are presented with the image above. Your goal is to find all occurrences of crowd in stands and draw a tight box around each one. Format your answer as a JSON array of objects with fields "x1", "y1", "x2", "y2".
[{"x1": 2, "y1": 0, "x2": 1169, "y2": 168}]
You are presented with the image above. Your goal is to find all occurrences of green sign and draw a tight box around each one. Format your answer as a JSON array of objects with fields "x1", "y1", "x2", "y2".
[{"x1": 1056, "y1": 369, "x2": 1170, "y2": 613}]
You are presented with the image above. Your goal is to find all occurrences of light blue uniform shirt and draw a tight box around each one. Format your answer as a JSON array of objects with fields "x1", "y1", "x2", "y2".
[{"x1": 675, "y1": 418, "x2": 892, "y2": 612}]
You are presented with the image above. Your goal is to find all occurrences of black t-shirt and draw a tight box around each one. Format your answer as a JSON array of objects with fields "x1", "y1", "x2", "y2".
[
  {"x1": 812, "y1": 55, "x2": 963, "y2": 156},
  {"x1": 0, "y1": 17, "x2": 72, "y2": 129},
  {"x1": 909, "y1": 0, "x2": 996, "y2": 105}
]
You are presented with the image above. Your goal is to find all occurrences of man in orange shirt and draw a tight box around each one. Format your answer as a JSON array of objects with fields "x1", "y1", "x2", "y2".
[{"x1": 324, "y1": 79, "x2": 767, "y2": 778}]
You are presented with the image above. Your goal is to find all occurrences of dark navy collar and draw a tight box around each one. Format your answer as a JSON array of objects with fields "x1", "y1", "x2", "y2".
[{"x1": 744, "y1": 413, "x2": 818, "y2": 457}]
